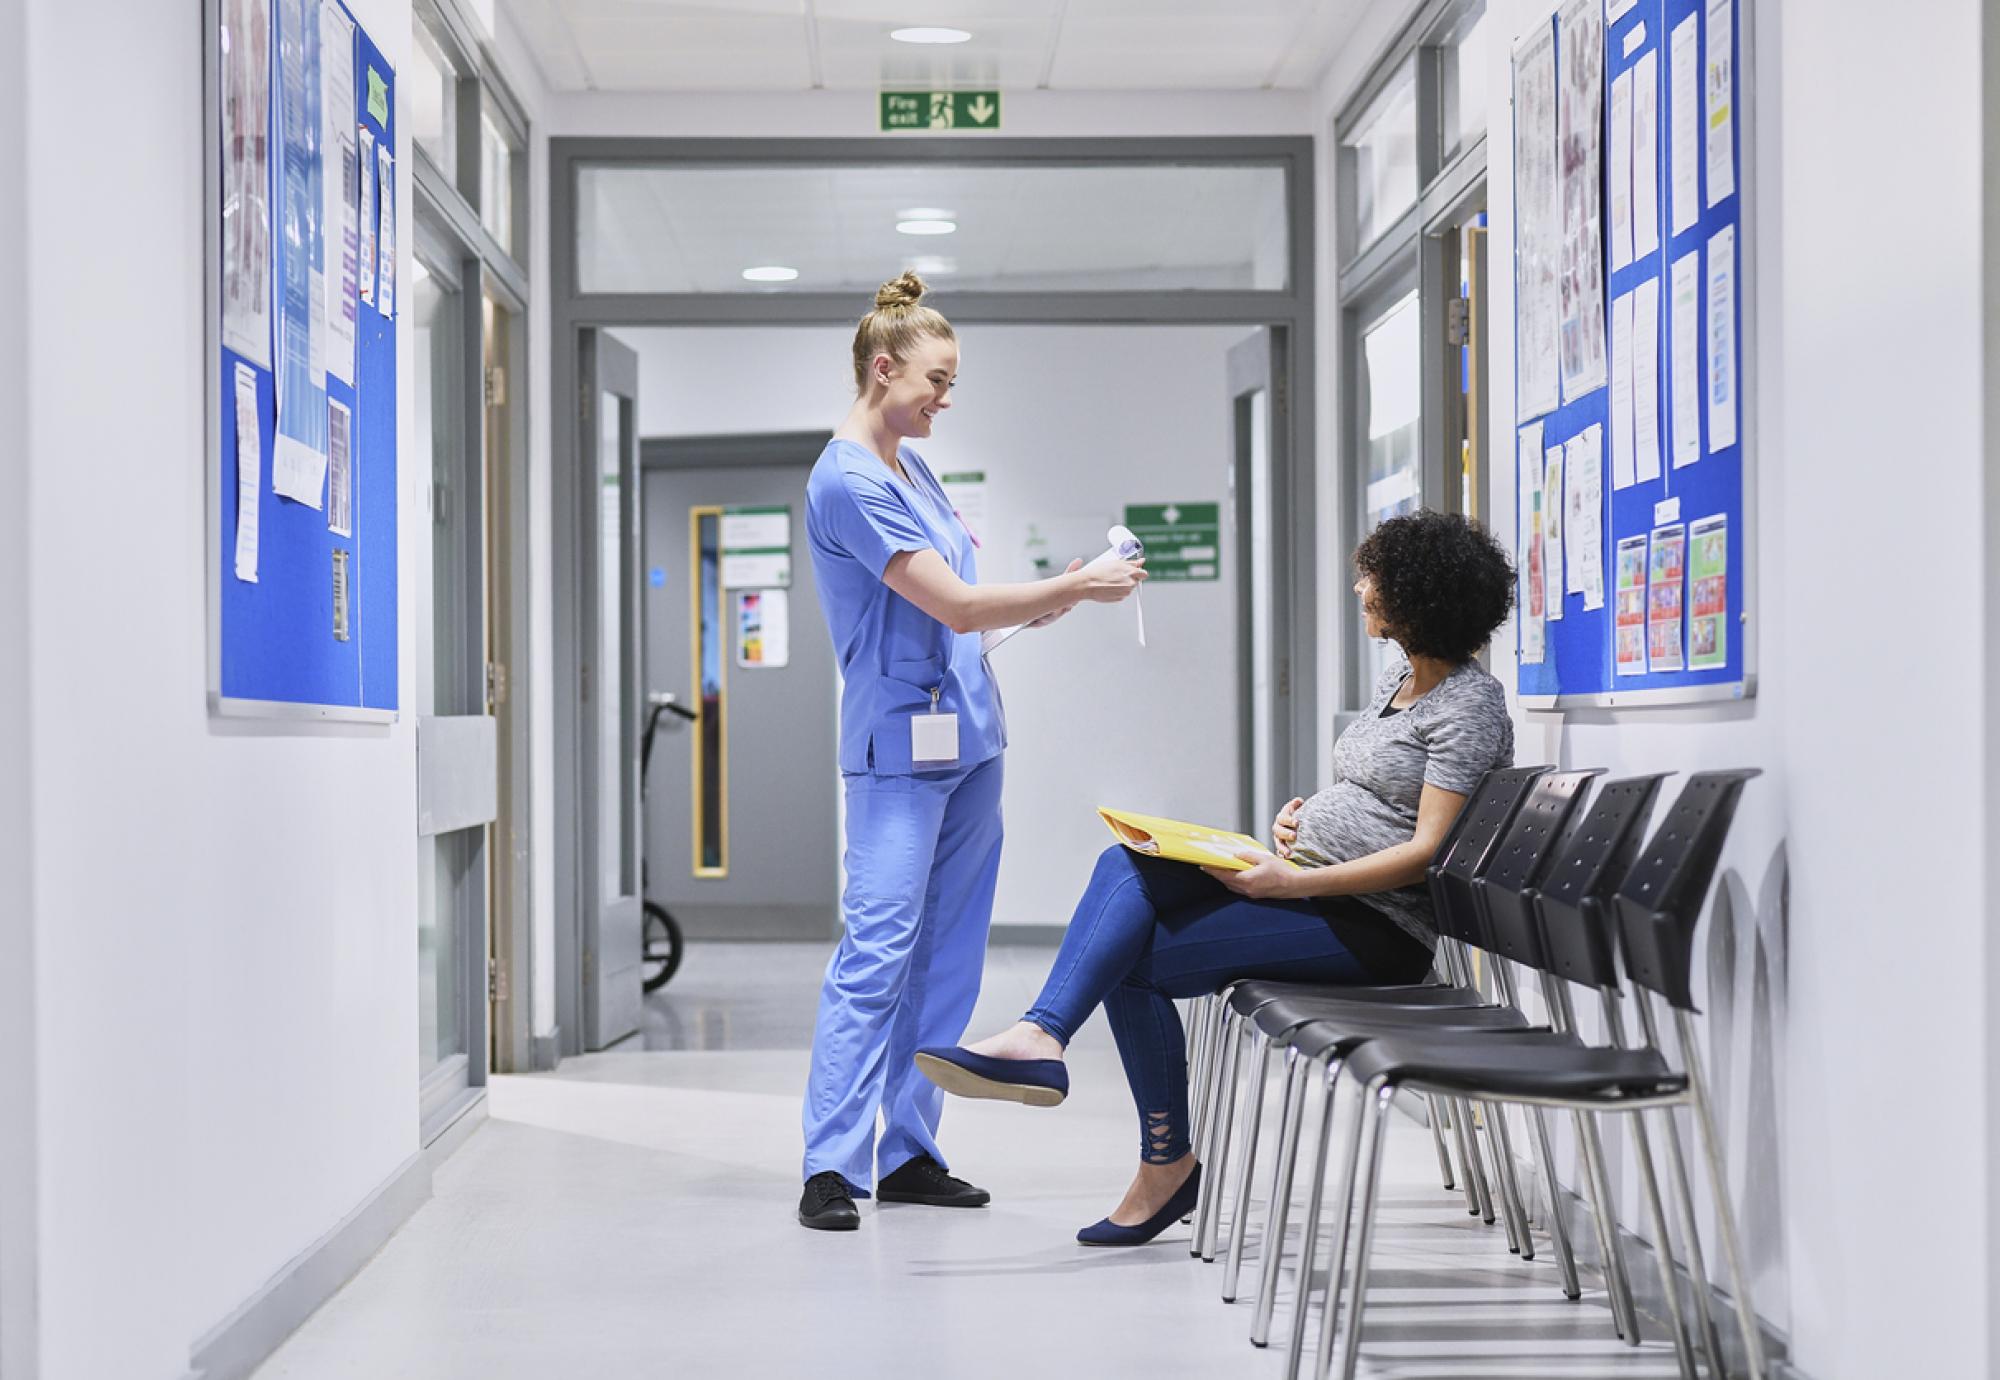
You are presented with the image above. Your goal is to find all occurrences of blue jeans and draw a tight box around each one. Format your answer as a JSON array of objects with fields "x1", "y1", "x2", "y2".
[{"x1": 1021, "y1": 845, "x2": 1432, "y2": 1165}]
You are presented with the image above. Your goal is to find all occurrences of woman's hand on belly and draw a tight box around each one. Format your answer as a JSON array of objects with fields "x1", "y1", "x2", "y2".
[
  {"x1": 1270, "y1": 796, "x2": 1305, "y2": 859},
  {"x1": 1203, "y1": 849, "x2": 1300, "y2": 901}
]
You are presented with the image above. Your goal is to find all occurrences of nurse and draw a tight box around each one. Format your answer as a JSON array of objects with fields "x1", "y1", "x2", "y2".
[{"x1": 798, "y1": 272, "x2": 1147, "y2": 1231}]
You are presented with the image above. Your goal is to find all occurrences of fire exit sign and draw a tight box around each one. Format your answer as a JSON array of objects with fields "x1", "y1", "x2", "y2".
[{"x1": 880, "y1": 91, "x2": 1002, "y2": 132}]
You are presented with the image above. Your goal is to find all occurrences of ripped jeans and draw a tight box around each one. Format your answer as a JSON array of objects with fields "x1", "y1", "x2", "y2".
[{"x1": 1021, "y1": 845, "x2": 1433, "y2": 1165}]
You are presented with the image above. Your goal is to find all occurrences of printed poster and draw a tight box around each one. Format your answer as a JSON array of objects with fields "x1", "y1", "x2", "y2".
[
  {"x1": 737, "y1": 589, "x2": 790, "y2": 669},
  {"x1": 1704, "y1": 0, "x2": 1736, "y2": 207},
  {"x1": 1565, "y1": 425, "x2": 1606, "y2": 611},
  {"x1": 220, "y1": 0, "x2": 273, "y2": 367},
  {"x1": 1648, "y1": 523, "x2": 1687, "y2": 673},
  {"x1": 1557, "y1": 0, "x2": 1608, "y2": 400},
  {"x1": 358, "y1": 124, "x2": 377, "y2": 305},
  {"x1": 1633, "y1": 276, "x2": 1664, "y2": 483},
  {"x1": 1707, "y1": 225, "x2": 1739, "y2": 452},
  {"x1": 1513, "y1": 25, "x2": 1561, "y2": 420},
  {"x1": 1615, "y1": 534, "x2": 1648, "y2": 676},
  {"x1": 1608, "y1": 68, "x2": 1634, "y2": 272},
  {"x1": 1688, "y1": 513, "x2": 1728, "y2": 669},
  {"x1": 1632, "y1": 49, "x2": 1661, "y2": 259},
  {"x1": 272, "y1": 0, "x2": 329, "y2": 505},
  {"x1": 327, "y1": 396, "x2": 352, "y2": 536},
  {"x1": 1669, "y1": 12, "x2": 1700, "y2": 236},
  {"x1": 376, "y1": 145, "x2": 396, "y2": 317},
  {"x1": 1543, "y1": 443, "x2": 1565, "y2": 621},
  {"x1": 232, "y1": 363, "x2": 262, "y2": 582},
  {"x1": 1610, "y1": 288, "x2": 1636, "y2": 489},
  {"x1": 319, "y1": 0, "x2": 357, "y2": 386},
  {"x1": 1518, "y1": 422, "x2": 1546, "y2": 665},
  {"x1": 1670, "y1": 248, "x2": 1703, "y2": 469}
]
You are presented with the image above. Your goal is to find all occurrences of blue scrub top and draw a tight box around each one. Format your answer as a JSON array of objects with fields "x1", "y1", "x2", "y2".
[{"x1": 805, "y1": 439, "x2": 1006, "y2": 776}]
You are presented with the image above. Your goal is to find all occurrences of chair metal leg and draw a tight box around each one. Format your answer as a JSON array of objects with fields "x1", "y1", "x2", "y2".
[
  {"x1": 1487, "y1": 1101, "x2": 1535, "y2": 1258},
  {"x1": 1190, "y1": 1007, "x2": 1235, "y2": 1251},
  {"x1": 1281, "y1": 1059, "x2": 1345, "y2": 1380},
  {"x1": 1576, "y1": 1108, "x2": 1642, "y2": 1344},
  {"x1": 1249, "y1": 1048, "x2": 1309, "y2": 1348},
  {"x1": 1677, "y1": 1009, "x2": 1770, "y2": 1380},
  {"x1": 1458, "y1": 1097, "x2": 1497, "y2": 1223},
  {"x1": 1529, "y1": 1106, "x2": 1583, "y2": 1299},
  {"x1": 1426, "y1": 1095, "x2": 1457, "y2": 1191},
  {"x1": 1189, "y1": 999, "x2": 1222, "y2": 1161},
  {"x1": 1321, "y1": 1081, "x2": 1396, "y2": 1380},
  {"x1": 1222, "y1": 1031, "x2": 1275, "y2": 1302},
  {"x1": 1621, "y1": 990, "x2": 1727, "y2": 1375},
  {"x1": 1627, "y1": 1109, "x2": 1700, "y2": 1380},
  {"x1": 1196, "y1": 1011, "x2": 1250, "y2": 1260}
]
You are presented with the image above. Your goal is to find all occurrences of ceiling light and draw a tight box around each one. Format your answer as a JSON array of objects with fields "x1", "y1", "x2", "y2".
[
  {"x1": 891, "y1": 27, "x2": 972, "y2": 44},
  {"x1": 897, "y1": 220, "x2": 958, "y2": 236},
  {"x1": 904, "y1": 255, "x2": 957, "y2": 276},
  {"x1": 741, "y1": 265, "x2": 800, "y2": 283},
  {"x1": 897, "y1": 207, "x2": 956, "y2": 222}
]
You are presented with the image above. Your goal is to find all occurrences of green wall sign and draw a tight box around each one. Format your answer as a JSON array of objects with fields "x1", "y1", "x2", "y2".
[
  {"x1": 879, "y1": 90, "x2": 1002, "y2": 132},
  {"x1": 1124, "y1": 503, "x2": 1221, "y2": 582}
]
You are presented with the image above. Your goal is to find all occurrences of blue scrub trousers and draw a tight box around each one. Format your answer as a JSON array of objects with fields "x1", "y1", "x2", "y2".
[{"x1": 802, "y1": 753, "x2": 1005, "y2": 1192}]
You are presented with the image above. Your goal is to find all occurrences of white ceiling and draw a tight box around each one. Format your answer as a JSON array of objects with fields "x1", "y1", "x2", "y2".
[{"x1": 501, "y1": 0, "x2": 1372, "y2": 94}]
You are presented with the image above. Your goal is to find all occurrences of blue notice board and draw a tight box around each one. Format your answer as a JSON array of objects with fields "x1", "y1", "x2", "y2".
[
  {"x1": 1511, "y1": 0, "x2": 1751, "y2": 707},
  {"x1": 208, "y1": 0, "x2": 397, "y2": 720}
]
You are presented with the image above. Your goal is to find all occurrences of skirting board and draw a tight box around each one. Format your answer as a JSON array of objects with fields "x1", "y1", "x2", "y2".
[
  {"x1": 990, "y1": 923, "x2": 1066, "y2": 947},
  {"x1": 1505, "y1": 1148, "x2": 1804, "y2": 1379},
  {"x1": 531, "y1": 1028, "x2": 562, "y2": 1071},
  {"x1": 186, "y1": 1149, "x2": 434, "y2": 1380}
]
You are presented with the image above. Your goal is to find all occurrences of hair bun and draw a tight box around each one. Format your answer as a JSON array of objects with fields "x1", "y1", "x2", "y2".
[{"x1": 875, "y1": 271, "x2": 928, "y2": 311}]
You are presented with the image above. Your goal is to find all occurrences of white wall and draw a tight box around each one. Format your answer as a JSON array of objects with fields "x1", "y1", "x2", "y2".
[
  {"x1": 1307, "y1": 1, "x2": 1994, "y2": 1375},
  {"x1": 614, "y1": 324, "x2": 1250, "y2": 935},
  {"x1": 0, "y1": 0, "x2": 37, "y2": 1373},
  {"x1": 21, "y1": 1, "x2": 423, "y2": 1376}
]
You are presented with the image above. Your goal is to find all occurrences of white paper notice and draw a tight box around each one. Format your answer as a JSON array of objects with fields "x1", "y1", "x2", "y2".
[
  {"x1": 357, "y1": 125, "x2": 378, "y2": 306},
  {"x1": 1609, "y1": 69, "x2": 1634, "y2": 272},
  {"x1": 1622, "y1": 21, "x2": 1647, "y2": 56},
  {"x1": 327, "y1": 396, "x2": 352, "y2": 536},
  {"x1": 232, "y1": 363, "x2": 262, "y2": 582},
  {"x1": 1706, "y1": 225, "x2": 1739, "y2": 451},
  {"x1": 1513, "y1": 27, "x2": 1562, "y2": 420},
  {"x1": 1569, "y1": 425, "x2": 1607, "y2": 611},
  {"x1": 1670, "y1": 12, "x2": 1700, "y2": 236},
  {"x1": 1544, "y1": 444, "x2": 1566, "y2": 621},
  {"x1": 1704, "y1": 0, "x2": 1736, "y2": 207},
  {"x1": 1632, "y1": 50, "x2": 1661, "y2": 259},
  {"x1": 1518, "y1": 423, "x2": 1546, "y2": 665},
  {"x1": 376, "y1": 146, "x2": 396, "y2": 318},
  {"x1": 1608, "y1": 0, "x2": 1639, "y2": 20},
  {"x1": 736, "y1": 589, "x2": 790, "y2": 669},
  {"x1": 1610, "y1": 289, "x2": 1637, "y2": 491},
  {"x1": 1633, "y1": 276, "x2": 1664, "y2": 483},
  {"x1": 1670, "y1": 249, "x2": 1703, "y2": 468},
  {"x1": 1557, "y1": 0, "x2": 1608, "y2": 399},
  {"x1": 319, "y1": 0, "x2": 357, "y2": 386}
]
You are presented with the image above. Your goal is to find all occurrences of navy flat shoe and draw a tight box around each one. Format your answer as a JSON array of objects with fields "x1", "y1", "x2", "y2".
[
  {"x1": 914, "y1": 1046, "x2": 1069, "y2": 1107},
  {"x1": 1076, "y1": 1164, "x2": 1203, "y2": 1247}
]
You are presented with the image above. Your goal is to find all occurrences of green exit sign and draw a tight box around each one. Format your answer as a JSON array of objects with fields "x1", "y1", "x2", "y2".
[{"x1": 880, "y1": 90, "x2": 1002, "y2": 132}]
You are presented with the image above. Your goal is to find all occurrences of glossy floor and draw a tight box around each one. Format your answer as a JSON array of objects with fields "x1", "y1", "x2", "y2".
[{"x1": 253, "y1": 943, "x2": 1690, "y2": 1378}]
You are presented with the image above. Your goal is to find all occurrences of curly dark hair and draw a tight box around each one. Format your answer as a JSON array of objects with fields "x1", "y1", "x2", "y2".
[{"x1": 1353, "y1": 510, "x2": 1516, "y2": 663}]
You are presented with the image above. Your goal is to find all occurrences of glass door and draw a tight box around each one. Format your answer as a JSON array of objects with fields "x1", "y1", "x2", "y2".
[{"x1": 414, "y1": 223, "x2": 490, "y2": 1135}]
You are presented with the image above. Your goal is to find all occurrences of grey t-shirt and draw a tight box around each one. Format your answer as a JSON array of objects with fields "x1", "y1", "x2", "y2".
[{"x1": 1290, "y1": 654, "x2": 1515, "y2": 948}]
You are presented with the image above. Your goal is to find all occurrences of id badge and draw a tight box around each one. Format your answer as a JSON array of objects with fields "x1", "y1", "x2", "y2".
[{"x1": 911, "y1": 687, "x2": 959, "y2": 766}]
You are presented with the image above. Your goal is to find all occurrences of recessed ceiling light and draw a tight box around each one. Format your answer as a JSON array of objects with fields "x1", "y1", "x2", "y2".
[
  {"x1": 896, "y1": 220, "x2": 958, "y2": 236},
  {"x1": 891, "y1": 26, "x2": 972, "y2": 44},
  {"x1": 897, "y1": 207, "x2": 956, "y2": 222},
  {"x1": 741, "y1": 265, "x2": 800, "y2": 283},
  {"x1": 905, "y1": 255, "x2": 957, "y2": 276}
]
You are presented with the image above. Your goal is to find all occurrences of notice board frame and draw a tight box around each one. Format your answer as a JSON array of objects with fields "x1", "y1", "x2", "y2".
[
  {"x1": 203, "y1": 0, "x2": 400, "y2": 723},
  {"x1": 1511, "y1": 0, "x2": 1757, "y2": 711}
]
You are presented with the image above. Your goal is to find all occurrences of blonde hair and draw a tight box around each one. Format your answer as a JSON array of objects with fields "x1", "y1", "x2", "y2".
[{"x1": 851, "y1": 271, "x2": 956, "y2": 393}]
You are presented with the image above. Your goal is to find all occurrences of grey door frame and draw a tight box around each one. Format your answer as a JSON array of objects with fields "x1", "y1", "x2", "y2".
[
  {"x1": 1226, "y1": 330, "x2": 1281, "y2": 835},
  {"x1": 566, "y1": 331, "x2": 645, "y2": 1054},
  {"x1": 550, "y1": 135, "x2": 1317, "y2": 1061}
]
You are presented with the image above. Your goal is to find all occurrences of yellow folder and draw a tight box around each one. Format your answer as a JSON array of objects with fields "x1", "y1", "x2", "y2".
[{"x1": 1097, "y1": 808, "x2": 1298, "y2": 872}]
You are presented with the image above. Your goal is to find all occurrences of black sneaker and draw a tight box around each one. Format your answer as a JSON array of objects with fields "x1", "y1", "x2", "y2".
[
  {"x1": 877, "y1": 1154, "x2": 991, "y2": 1208},
  {"x1": 798, "y1": 1172, "x2": 860, "y2": 1231}
]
